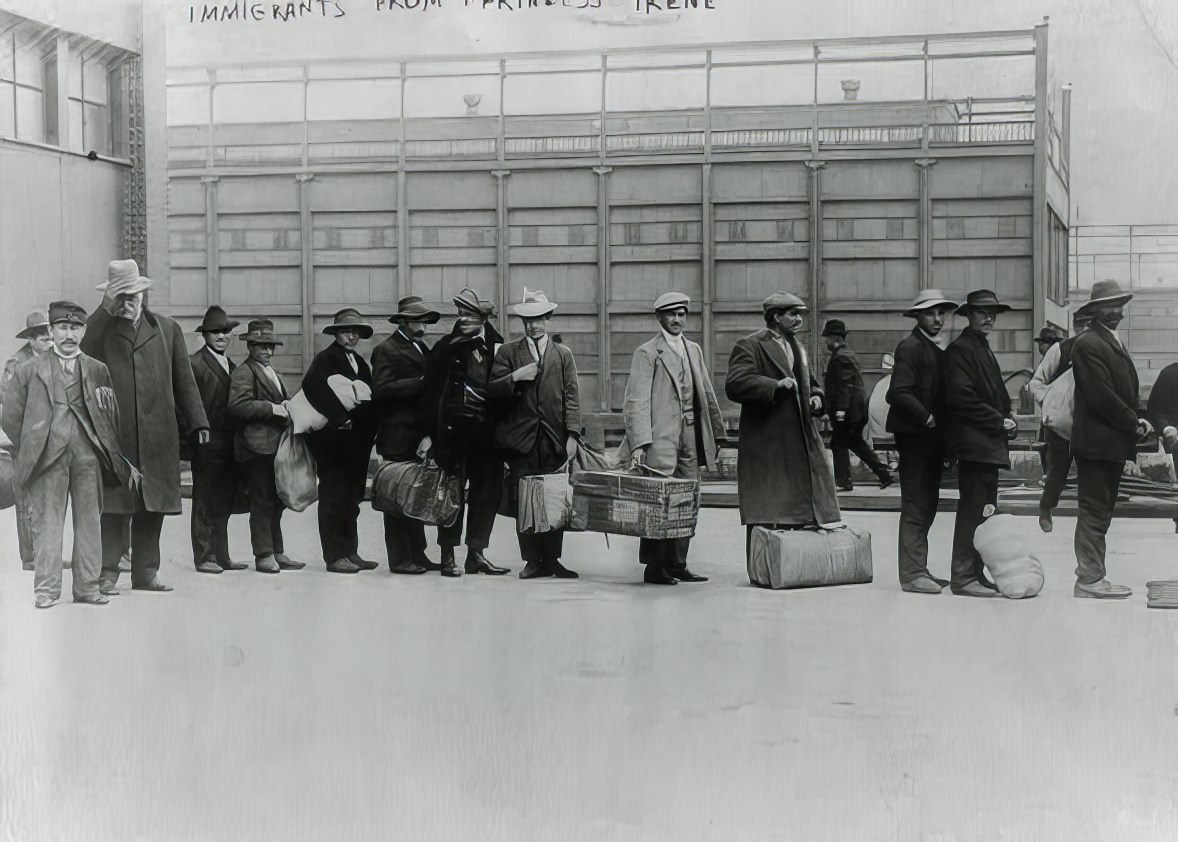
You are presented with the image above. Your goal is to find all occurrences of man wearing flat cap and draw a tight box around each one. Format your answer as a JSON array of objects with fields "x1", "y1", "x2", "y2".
[
  {"x1": 489, "y1": 289, "x2": 582, "y2": 580},
  {"x1": 424, "y1": 287, "x2": 510, "y2": 577},
  {"x1": 1069, "y1": 280, "x2": 1151, "y2": 599},
  {"x1": 942, "y1": 289, "x2": 1017, "y2": 598},
  {"x1": 189, "y1": 306, "x2": 248, "y2": 574},
  {"x1": 370, "y1": 296, "x2": 442, "y2": 575},
  {"x1": 302, "y1": 308, "x2": 379, "y2": 574},
  {"x1": 886, "y1": 289, "x2": 956, "y2": 594},
  {"x1": 820, "y1": 318, "x2": 894, "y2": 492},
  {"x1": 3, "y1": 310, "x2": 53, "y2": 569},
  {"x1": 82, "y1": 259, "x2": 209, "y2": 594},
  {"x1": 618, "y1": 291, "x2": 725, "y2": 585},
  {"x1": 726, "y1": 292, "x2": 841, "y2": 548},
  {"x1": 2, "y1": 301, "x2": 136, "y2": 608}
]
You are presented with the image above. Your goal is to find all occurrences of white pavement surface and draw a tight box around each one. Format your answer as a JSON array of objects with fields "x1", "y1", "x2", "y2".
[{"x1": 2, "y1": 503, "x2": 1177, "y2": 841}]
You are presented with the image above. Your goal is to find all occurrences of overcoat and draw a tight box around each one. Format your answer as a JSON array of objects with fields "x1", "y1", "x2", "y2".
[
  {"x1": 616, "y1": 334, "x2": 724, "y2": 474},
  {"x1": 886, "y1": 328, "x2": 946, "y2": 437},
  {"x1": 80, "y1": 307, "x2": 208, "y2": 514},
  {"x1": 488, "y1": 337, "x2": 580, "y2": 458},
  {"x1": 189, "y1": 347, "x2": 237, "y2": 456},
  {"x1": 1, "y1": 344, "x2": 37, "y2": 397},
  {"x1": 1146, "y1": 361, "x2": 1178, "y2": 432},
  {"x1": 370, "y1": 329, "x2": 432, "y2": 458},
  {"x1": 725, "y1": 328, "x2": 841, "y2": 526},
  {"x1": 823, "y1": 344, "x2": 867, "y2": 423},
  {"x1": 425, "y1": 323, "x2": 504, "y2": 469},
  {"x1": 1071, "y1": 322, "x2": 1140, "y2": 463},
  {"x1": 227, "y1": 360, "x2": 289, "y2": 459},
  {"x1": 942, "y1": 326, "x2": 1011, "y2": 467},
  {"x1": 1, "y1": 352, "x2": 130, "y2": 489}
]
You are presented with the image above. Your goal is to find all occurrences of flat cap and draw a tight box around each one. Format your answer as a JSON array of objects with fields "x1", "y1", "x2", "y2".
[
  {"x1": 762, "y1": 292, "x2": 807, "y2": 314},
  {"x1": 652, "y1": 291, "x2": 690, "y2": 312}
]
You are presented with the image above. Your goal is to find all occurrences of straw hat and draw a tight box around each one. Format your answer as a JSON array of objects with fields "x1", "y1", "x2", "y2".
[
  {"x1": 96, "y1": 259, "x2": 152, "y2": 296},
  {"x1": 511, "y1": 288, "x2": 558, "y2": 319},
  {"x1": 902, "y1": 289, "x2": 957, "y2": 317}
]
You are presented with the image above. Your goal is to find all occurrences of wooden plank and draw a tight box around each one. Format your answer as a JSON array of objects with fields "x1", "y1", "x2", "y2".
[
  {"x1": 609, "y1": 244, "x2": 704, "y2": 262},
  {"x1": 218, "y1": 250, "x2": 303, "y2": 268},
  {"x1": 822, "y1": 160, "x2": 919, "y2": 198},
  {"x1": 932, "y1": 239, "x2": 1032, "y2": 258},
  {"x1": 710, "y1": 161, "x2": 808, "y2": 202},
  {"x1": 507, "y1": 169, "x2": 598, "y2": 207},
  {"x1": 311, "y1": 248, "x2": 398, "y2": 266},
  {"x1": 507, "y1": 246, "x2": 599, "y2": 264},
  {"x1": 714, "y1": 243, "x2": 810, "y2": 260},
  {"x1": 932, "y1": 198, "x2": 1032, "y2": 217},
  {"x1": 824, "y1": 241, "x2": 919, "y2": 260},
  {"x1": 409, "y1": 247, "x2": 498, "y2": 266},
  {"x1": 308, "y1": 173, "x2": 397, "y2": 210},
  {"x1": 608, "y1": 165, "x2": 702, "y2": 205},
  {"x1": 509, "y1": 207, "x2": 598, "y2": 226},
  {"x1": 406, "y1": 171, "x2": 495, "y2": 210},
  {"x1": 508, "y1": 226, "x2": 599, "y2": 248}
]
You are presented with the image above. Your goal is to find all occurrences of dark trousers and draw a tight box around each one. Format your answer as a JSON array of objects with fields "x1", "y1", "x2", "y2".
[
  {"x1": 1073, "y1": 457, "x2": 1122, "y2": 584},
  {"x1": 950, "y1": 459, "x2": 999, "y2": 590},
  {"x1": 241, "y1": 454, "x2": 284, "y2": 559},
  {"x1": 438, "y1": 450, "x2": 503, "y2": 551},
  {"x1": 309, "y1": 432, "x2": 371, "y2": 564},
  {"x1": 1039, "y1": 427, "x2": 1073, "y2": 513},
  {"x1": 190, "y1": 446, "x2": 235, "y2": 566},
  {"x1": 100, "y1": 511, "x2": 164, "y2": 588},
  {"x1": 379, "y1": 445, "x2": 430, "y2": 569},
  {"x1": 639, "y1": 416, "x2": 700, "y2": 574},
  {"x1": 506, "y1": 436, "x2": 567, "y2": 566},
  {"x1": 894, "y1": 433, "x2": 945, "y2": 585},
  {"x1": 831, "y1": 418, "x2": 890, "y2": 486}
]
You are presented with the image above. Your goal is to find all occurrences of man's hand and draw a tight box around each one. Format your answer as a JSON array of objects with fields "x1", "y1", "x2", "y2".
[
  {"x1": 127, "y1": 464, "x2": 143, "y2": 494},
  {"x1": 196, "y1": 429, "x2": 210, "y2": 446},
  {"x1": 339, "y1": 418, "x2": 353, "y2": 431},
  {"x1": 1136, "y1": 418, "x2": 1154, "y2": 440},
  {"x1": 777, "y1": 376, "x2": 796, "y2": 391},
  {"x1": 512, "y1": 362, "x2": 539, "y2": 383},
  {"x1": 810, "y1": 396, "x2": 823, "y2": 412},
  {"x1": 272, "y1": 402, "x2": 290, "y2": 419},
  {"x1": 94, "y1": 386, "x2": 116, "y2": 412},
  {"x1": 565, "y1": 436, "x2": 579, "y2": 461},
  {"x1": 630, "y1": 445, "x2": 647, "y2": 468},
  {"x1": 416, "y1": 436, "x2": 432, "y2": 459},
  {"x1": 834, "y1": 410, "x2": 846, "y2": 422},
  {"x1": 925, "y1": 414, "x2": 936, "y2": 429}
]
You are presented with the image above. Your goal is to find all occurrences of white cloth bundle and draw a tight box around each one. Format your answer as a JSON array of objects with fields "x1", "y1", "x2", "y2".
[
  {"x1": 287, "y1": 374, "x2": 372, "y2": 434},
  {"x1": 974, "y1": 513, "x2": 1045, "y2": 598}
]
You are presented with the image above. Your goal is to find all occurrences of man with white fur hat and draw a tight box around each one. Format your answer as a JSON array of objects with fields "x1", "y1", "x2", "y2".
[{"x1": 81, "y1": 259, "x2": 209, "y2": 594}]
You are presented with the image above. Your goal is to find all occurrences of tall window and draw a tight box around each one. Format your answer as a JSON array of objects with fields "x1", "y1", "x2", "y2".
[{"x1": 0, "y1": 29, "x2": 46, "y2": 143}]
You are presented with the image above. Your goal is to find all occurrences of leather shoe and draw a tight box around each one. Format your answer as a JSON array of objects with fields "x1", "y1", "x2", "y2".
[
  {"x1": 673, "y1": 568, "x2": 708, "y2": 583},
  {"x1": 256, "y1": 555, "x2": 281, "y2": 574},
  {"x1": 836, "y1": 482, "x2": 854, "y2": 492},
  {"x1": 901, "y1": 576, "x2": 943, "y2": 594},
  {"x1": 643, "y1": 566, "x2": 679, "y2": 585},
  {"x1": 440, "y1": 562, "x2": 462, "y2": 578},
  {"x1": 520, "y1": 560, "x2": 554, "y2": 580},
  {"x1": 219, "y1": 559, "x2": 249, "y2": 571},
  {"x1": 1038, "y1": 510, "x2": 1053, "y2": 533},
  {"x1": 74, "y1": 594, "x2": 109, "y2": 605},
  {"x1": 928, "y1": 574, "x2": 950, "y2": 588},
  {"x1": 348, "y1": 554, "x2": 379, "y2": 571},
  {"x1": 978, "y1": 574, "x2": 999, "y2": 592},
  {"x1": 98, "y1": 580, "x2": 119, "y2": 596},
  {"x1": 416, "y1": 553, "x2": 442, "y2": 571},
  {"x1": 951, "y1": 580, "x2": 997, "y2": 598},
  {"x1": 195, "y1": 561, "x2": 223, "y2": 574},
  {"x1": 878, "y1": 473, "x2": 895, "y2": 490},
  {"x1": 326, "y1": 558, "x2": 361, "y2": 574},
  {"x1": 1074, "y1": 579, "x2": 1132, "y2": 599},
  {"x1": 389, "y1": 561, "x2": 428, "y2": 575},
  {"x1": 132, "y1": 578, "x2": 173, "y2": 593},
  {"x1": 35, "y1": 595, "x2": 59, "y2": 609},
  {"x1": 465, "y1": 550, "x2": 509, "y2": 576},
  {"x1": 275, "y1": 554, "x2": 305, "y2": 570},
  {"x1": 549, "y1": 560, "x2": 579, "y2": 579}
]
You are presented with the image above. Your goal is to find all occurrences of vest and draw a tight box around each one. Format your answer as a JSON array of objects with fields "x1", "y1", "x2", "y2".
[{"x1": 40, "y1": 359, "x2": 100, "y2": 473}]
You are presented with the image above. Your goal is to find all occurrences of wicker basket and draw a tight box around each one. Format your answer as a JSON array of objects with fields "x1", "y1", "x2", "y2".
[{"x1": 570, "y1": 468, "x2": 699, "y2": 539}]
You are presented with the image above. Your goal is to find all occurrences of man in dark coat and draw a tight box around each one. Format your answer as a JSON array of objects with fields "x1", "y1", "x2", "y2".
[
  {"x1": 943, "y1": 288, "x2": 1017, "y2": 598},
  {"x1": 188, "y1": 306, "x2": 247, "y2": 574},
  {"x1": 821, "y1": 318, "x2": 893, "y2": 492},
  {"x1": 886, "y1": 289, "x2": 956, "y2": 594},
  {"x1": 726, "y1": 292, "x2": 840, "y2": 545},
  {"x1": 3, "y1": 310, "x2": 52, "y2": 570},
  {"x1": 488, "y1": 289, "x2": 581, "y2": 580},
  {"x1": 425, "y1": 288, "x2": 510, "y2": 578},
  {"x1": 1146, "y1": 358, "x2": 1178, "y2": 533},
  {"x1": 302, "y1": 308, "x2": 379, "y2": 574},
  {"x1": 1070, "y1": 280, "x2": 1150, "y2": 599},
  {"x1": 81, "y1": 259, "x2": 209, "y2": 594},
  {"x1": 370, "y1": 296, "x2": 441, "y2": 575}
]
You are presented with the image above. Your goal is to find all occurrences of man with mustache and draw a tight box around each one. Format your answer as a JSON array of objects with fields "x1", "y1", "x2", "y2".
[
  {"x1": 1, "y1": 301, "x2": 136, "y2": 608},
  {"x1": 3, "y1": 311, "x2": 52, "y2": 570}
]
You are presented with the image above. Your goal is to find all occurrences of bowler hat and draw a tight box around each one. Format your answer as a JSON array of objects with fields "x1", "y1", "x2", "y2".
[
  {"x1": 902, "y1": 288, "x2": 957, "y2": 317},
  {"x1": 1075, "y1": 279, "x2": 1133, "y2": 316},
  {"x1": 15, "y1": 310, "x2": 49, "y2": 339},
  {"x1": 47, "y1": 301, "x2": 87, "y2": 326},
  {"x1": 241, "y1": 319, "x2": 283, "y2": 346},
  {"x1": 956, "y1": 289, "x2": 1011, "y2": 316},
  {"x1": 195, "y1": 305, "x2": 240, "y2": 334},
  {"x1": 820, "y1": 319, "x2": 847, "y2": 337},
  {"x1": 322, "y1": 308, "x2": 374, "y2": 339},
  {"x1": 511, "y1": 288, "x2": 558, "y2": 319},
  {"x1": 388, "y1": 296, "x2": 440, "y2": 325},
  {"x1": 762, "y1": 292, "x2": 807, "y2": 314},
  {"x1": 652, "y1": 291, "x2": 690, "y2": 313},
  {"x1": 96, "y1": 259, "x2": 152, "y2": 296}
]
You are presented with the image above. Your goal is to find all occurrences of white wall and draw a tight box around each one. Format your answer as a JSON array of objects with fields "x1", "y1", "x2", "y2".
[{"x1": 6, "y1": 0, "x2": 141, "y2": 52}]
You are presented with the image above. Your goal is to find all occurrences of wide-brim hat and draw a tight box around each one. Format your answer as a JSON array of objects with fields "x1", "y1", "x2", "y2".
[
  {"x1": 242, "y1": 318, "x2": 283, "y2": 346},
  {"x1": 956, "y1": 289, "x2": 1011, "y2": 316},
  {"x1": 15, "y1": 310, "x2": 49, "y2": 339},
  {"x1": 511, "y1": 288, "x2": 558, "y2": 319},
  {"x1": 388, "y1": 296, "x2": 440, "y2": 324},
  {"x1": 1075, "y1": 279, "x2": 1133, "y2": 315},
  {"x1": 653, "y1": 291, "x2": 691, "y2": 313},
  {"x1": 322, "y1": 308, "x2": 374, "y2": 339},
  {"x1": 762, "y1": 292, "x2": 807, "y2": 314},
  {"x1": 96, "y1": 259, "x2": 153, "y2": 296},
  {"x1": 195, "y1": 305, "x2": 240, "y2": 334},
  {"x1": 820, "y1": 318, "x2": 846, "y2": 337},
  {"x1": 903, "y1": 288, "x2": 957, "y2": 317}
]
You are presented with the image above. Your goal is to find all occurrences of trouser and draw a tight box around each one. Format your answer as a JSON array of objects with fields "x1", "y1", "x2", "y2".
[
  {"x1": 1073, "y1": 457, "x2": 1123, "y2": 585},
  {"x1": 1039, "y1": 427, "x2": 1073, "y2": 513},
  {"x1": 242, "y1": 454, "x2": 284, "y2": 559},
  {"x1": 506, "y1": 435, "x2": 568, "y2": 566},
  {"x1": 438, "y1": 450, "x2": 503, "y2": 552},
  {"x1": 379, "y1": 444, "x2": 429, "y2": 568},
  {"x1": 894, "y1": 433, "x2": 946, "y2": 585},
  {"x1": 14, "y1": 482, "x2": 33, "y2": 567},
  {"x1": 638, "y1": 415, "x2": 700, "y2": 574},
  {"x1": 101, "y1": 510, "x2": 165, "y2": 588},
  {"x1": 950, "y1": 459, "x2": 999, "y2": 590},
  {"x1": 190, "y1": 446, "x2": 235, "y2": 566},
  {"x1": 831, "y1": 418, "x2": 890, "y2": 486},
  {"x1": 27, "y1": 435, "x2": 103, "y2": 602},
  {"x1": 309, "y1": 433, "x2": 371, "y2": 564}
]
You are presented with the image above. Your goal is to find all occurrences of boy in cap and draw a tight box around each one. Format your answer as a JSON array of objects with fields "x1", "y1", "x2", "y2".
[
  {"x1": 619, "y1": 291, "x2": 725, "y2": 585},
  {"x1": 1, "y1": 301, "x2": 136, "y2": 608}
]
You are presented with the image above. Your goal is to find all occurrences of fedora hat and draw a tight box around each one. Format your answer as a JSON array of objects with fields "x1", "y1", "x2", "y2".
[
  {"x1": 762, "y1": 291, "x2": 807, "y2": 314},
  {"x1": 194, "y1": 305, "x2": 240, "y2": 334},
  {"x1": 1035, "y1": 326, "x2": 1062, "y2": 345},
  {"x1": 96, "y1": 259, "x2": 153, "y2": 296},
  {"x1": 15, "y1": 310, "x2": 49, "y2": 339},
  {"x1": 955, "y1": 289, "x2": 1011, "y2": 316},
  {"x1": 820, "y1": 318, "x2": 846, "y2": 337},
  {"x1": 388, "y1": 296, "x2": 440, "y2": 324},
  {"x1": 241, "y1": 318, "x2": 283, "y2": 346},
  {"x1": 1075, "y1": 279, "x2": 1133, "y2": 315},
  {"x1": 322, "y1": 308, "x2": 374, "y2": 339},
  {"x1": 511, "y1": 288, "x2": 557, "y2": 319},
  {"x1": 903, "y1": 288, "x2": 957, "y2": 317}
]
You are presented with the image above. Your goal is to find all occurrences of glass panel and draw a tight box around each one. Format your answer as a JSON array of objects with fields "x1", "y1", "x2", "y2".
[
  {"x1": 0, "y1": 80, "x2": 14, "y2": 135},
  {"x1": 14, "y1": 44, "x2": 43, "y2": 88},
  {"x1": 83, "y1": 101, "x2": 110, "y2": 154},
  {"x1": 504, "y1": 72, "x2": 599, "y2": 116},
  {"x1": 15, "y1": 86, "x2": 44, "y2": 141},
  {"x1": 928, "y1": 55, "x2": 1036, "y2": 101},
  {"x1": 68, "y1": 99, "x2": 83, "y2": 152},
  {"x1": 306, "y1": 78, "x2": 400, "y2": 121},
  {"x1": 0, "y1": 34, "x2": 13, "y2": 82},
  {"x1": 605, "y1": 68, "x2": 706, "y2": 112},
  {"x1": 710, "y1": 64, "x2": 814, "y2": 108},
  {"x1": 403, "y1": 75, "x2": 500, "y2": 118},
  {"x1": 168, "y1": 85, "x2": 210, "y2": 126},
  {"x1": 214, "y1": 81, "x2": 304, "y2": 123},
  {"x1": 83, "y1": 59, "x2": 108, "y2": 103},
  {"x1": 68, "y1": 51, "x2": 83, "y2": 98}
]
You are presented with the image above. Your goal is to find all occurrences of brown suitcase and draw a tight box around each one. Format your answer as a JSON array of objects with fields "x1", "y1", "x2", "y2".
[
  {"x1": 570, "y1": 468, "x2": 699, "y2": 540},
  {"x1": 747, "y1": 525, "x2": 873, "y2": 589}
]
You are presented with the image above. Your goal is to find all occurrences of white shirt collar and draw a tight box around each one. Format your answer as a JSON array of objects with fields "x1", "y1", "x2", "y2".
[
  {"x1": 205, "y1": 344, "x2": 230, "y2": 371},
  {"x1": 660, "y1": 328, "x2": 686, "y2": 356},
  {"x1": 527, "y1": 334, "x2": 549, "y2": 362}
]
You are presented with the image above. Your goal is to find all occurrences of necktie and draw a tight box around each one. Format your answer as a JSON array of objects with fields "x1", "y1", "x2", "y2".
[{"x1": 347, "y1": 352, "x2": 358, "y2": 374}]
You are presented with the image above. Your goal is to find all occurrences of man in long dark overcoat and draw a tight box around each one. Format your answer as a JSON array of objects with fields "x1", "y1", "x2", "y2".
[
  {"x1": 81, "y1": 259, "x2": 209, "y2": 594},
  {"x1": 302, "y1": 308, "x2": 379, "y2": 574},
  {"x1": 188, "y1": 305, "x2": 247, "y2": 574},
  {"x1": 821, "y1": 318, "x2": 893, "y2": 491},
  {"x1": 726, "y1": 292, "x2": 841, "y2": 545},
  {"x1": 3, "y1": 310, "x2": 52, "y2": 570},
  {"x1": 1070, "y1": 280, "x2": 1150, "y2": 599},
  {"x1": 942, "y1": 288, "x2": 1017, "y2": 598},
  {"x1": 488, "y1": 289, "x2": 581, "y2": 580},
  {"x1": 370, "y1": 296, "x2": 441, "y2": 575},
  {"x1": 886, "y1": 289, "x2": 956, "y2": 594}
]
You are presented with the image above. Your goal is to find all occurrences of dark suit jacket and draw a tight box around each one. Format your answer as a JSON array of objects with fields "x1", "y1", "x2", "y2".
[
  {"x1": 1072, "y1": 323, "x2": 1140, "y2": 463},
  {"x1": 1, "y1": 352, "x2": 130, "y2": 489},
  {"x1": 189, "y1": 346, "x2": 237, "y2": 454},
  {"x1": 823, "y1": 343, "x2": 867, "y2": 423},
  {"x1": 301, "y1": 342, "x2": 377, "y2": 452},
  {"x1": 371, "y1": 329, "x2": 432, "y2": 459},
  {"x1": 426, "y1": 323, "x2": 504, "y2": 467},
  {"x1": 1146, "y1": 361, "x2": 1178, "y2": 432},
  {"x1": 943, "y1": 327, "x2": 1011, "y2": 466},
  {"x1": 886, "y1": 328, "x2": 945, "y2": 437},
  {"x1": 228, "y1": 360, "x2": 288, "y2": 459},
  {"x1": 488, "y1": 337, "x2": 580, "y2": 458}
]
